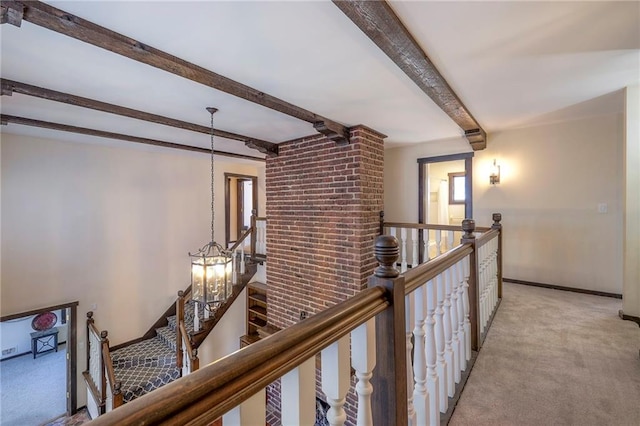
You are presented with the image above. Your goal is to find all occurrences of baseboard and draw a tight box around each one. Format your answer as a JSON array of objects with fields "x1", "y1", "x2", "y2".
[
  {"x1": 504, "y1": 278, "x2": 622, "y2": 299},
  {"x1": 618, "y1": 310, "x2": 640, "y2": 327}
]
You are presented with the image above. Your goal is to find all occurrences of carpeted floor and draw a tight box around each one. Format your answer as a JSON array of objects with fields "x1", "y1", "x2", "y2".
[
  {"x1": 0, "y1": 344, "x2": 67, "y2": 425},
  {"x1": 450, "y1": 283, "x2": 640, "y2": 426}
]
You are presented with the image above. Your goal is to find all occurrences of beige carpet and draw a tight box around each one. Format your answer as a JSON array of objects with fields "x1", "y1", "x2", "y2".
[{"x1": 450, "y1": 283, "x2": 640, "y2": 426}]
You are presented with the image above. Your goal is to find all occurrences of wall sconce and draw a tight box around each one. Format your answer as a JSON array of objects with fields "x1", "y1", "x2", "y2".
[{"x1": 490, "y1": 159, "x2": 501, "y2": 185}]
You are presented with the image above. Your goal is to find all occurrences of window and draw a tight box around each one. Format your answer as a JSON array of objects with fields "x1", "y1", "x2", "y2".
[{"x1": 448, "y1": 172, "x2": 466, "y2": 205}]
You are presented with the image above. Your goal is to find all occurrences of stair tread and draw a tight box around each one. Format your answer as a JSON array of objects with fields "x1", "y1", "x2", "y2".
[
  {"x1": 116, "y1": 364, "x2": 180, "y2": 403},
  {"x1": 111, "y1": 337, "x2": 175, "y2": 368}
]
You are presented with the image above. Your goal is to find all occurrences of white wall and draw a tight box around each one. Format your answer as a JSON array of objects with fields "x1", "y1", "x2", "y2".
[
  {"x1": 385, "y1": 114, "x2": 624, "y2": 294},
  {"x1": 1, "y1": 133, "x2": 265, "y2": 407},
  {"x1": 623, "y1": 85, "x2": 640, "y2": 317}
]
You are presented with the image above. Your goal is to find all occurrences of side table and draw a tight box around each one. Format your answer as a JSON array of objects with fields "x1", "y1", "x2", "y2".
[{"x1": 31, "y1": 327, "x2": 59, "y2": 358}]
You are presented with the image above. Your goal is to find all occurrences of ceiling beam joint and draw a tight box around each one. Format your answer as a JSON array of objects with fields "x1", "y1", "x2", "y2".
[{"x1": 0, "y1": 1, "x2": 23, "y2": 27}]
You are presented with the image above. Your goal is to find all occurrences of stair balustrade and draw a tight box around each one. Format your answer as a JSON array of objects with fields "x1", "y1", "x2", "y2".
[
  {"x1": 88, "y1": 214, "x2": 503, "y2": 426},
  {"x1": 382, "y1": 220, "x2": 492, "y2": 271}
]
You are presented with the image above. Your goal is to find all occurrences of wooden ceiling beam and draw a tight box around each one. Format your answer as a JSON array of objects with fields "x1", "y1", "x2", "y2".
[
  {"x1": 1, "y1": 0, "x2": 350, "y2": 145},
  {"x1": 1, "y1": 114, "x2": 265, "y2": 162},
  {"x1": 332, "y1": 0, "x2": 486, "y2": 150},
  {"x1": 1, "y1": 78, "x2": 278, "y2": 156}
]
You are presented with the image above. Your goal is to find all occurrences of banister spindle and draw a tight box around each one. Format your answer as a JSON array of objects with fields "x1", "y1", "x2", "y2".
[
  {"x1": 282, "y1": 358, "x2": 315, "y2": 425},
  {"x1": 405, "y1": 293, "x2": 416, "y2": 424},
  {"x1": 448, "y1": 267, "x2": 461, "y2": 384},
  {"x1": 425, "y1": 279, "x2": 440, "y2": 424},
  {"x1": 400, "y1": 228, "x2": 408, "y2": 272},
  {"x1": 435, "y1": 230, "x2": 442, "y2": 257},
  {"x1": 461, "y1": 219, "x2": 479, "y2": 351},
  {"x1": 411, "y1": 228, "x2": 419, "y2": 268},
  {"x1": 351, "y1": 319, "x2": 376, "y2": 426},
  {"x1": 442, "y1": 270, "x2": 454, "y2": 397},
  {"x1": 422, "y1": 229, "x2": 429, "y2": 263},
  {"x1": 411, "y1": 286, "x2": 428, "y2": 426},
  {"x1": 322, "y1": 336, "x2": 351, "y2": 426},
  {"x1": 434, "y1": 274, "x2": 448, "y2": 412},
  {"x1": 455, "y1": 261, "x2": 467, "y2": 371}
]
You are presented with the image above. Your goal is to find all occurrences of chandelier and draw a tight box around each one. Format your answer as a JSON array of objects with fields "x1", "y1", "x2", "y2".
[{"x1": 189, "y1": 107, "x2": 232, "y2": 315}]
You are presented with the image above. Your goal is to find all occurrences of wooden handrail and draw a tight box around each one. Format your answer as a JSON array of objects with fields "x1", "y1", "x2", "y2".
[
  {"x1": 383, "y1": 221, "x2": 491, "y2": 232},
  {"x1": 228, "y1": 225, "x2": 253, "y2": 253},
  {"x1": 179, "y1": 321, "x2": 199, "y2": 372},
  {"x1": 403, "y1": 243, "x2": 474, "y2": 294},
  {"x1": 475, "y1": 228, "x2": 499, "y2": 248},
  {"x1": 88, "y1": 286, "x2": 389, "y2": 426}
]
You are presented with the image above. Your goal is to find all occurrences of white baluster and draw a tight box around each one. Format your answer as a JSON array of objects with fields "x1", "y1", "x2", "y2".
[
  {"x1": 240, "y1": 243, "x2": 246, "y2": 274},
  {"x1": 412, "y1": 228, "x2": 419, "y2": 268},
  {"x1": 193, "y1": 302, "x2": 200, "y2": 332},
  {"x1": 401, "y1": 228, "x2": 408, "y2": 273},
  {"x1": 463, "y1": 256, "x2": 472, "y2": 361},
  {"x1": 447, "y1": 230, "x2": 454, "y2": 251},
  {"x1": 282, "y1": 358, "x2": 316, "y2": 425},
  {"x1": 455, "y1": 261, "x2": 467, "y2": 371},
  {"x1": 435, "y1": 274, "x2": 448, "y2": 412},
  {"x1": 435, "y1": 230, "x2": 442, "y2": 257},
  {"x1": 425, "y1": 279, "x2": 440, "y2": 424},
  {"x1": 223, "y1": 388, "x2": 266, "y2": 425},
  {"x1": 232, "y1": 251, "x2": 238, "y2": 285},
  {"x1": 448, "y1": 267, "x2": 461, "y2": 383},
  {"x1": 422, "y1": 229, "x2": 429, "y2": 263},
  {"x1": 322, "y1": 337, "x2": 351, "y2": 426},
  {"x1": 405, "y1": 294, "x2": 416, "y2": 424},
  {"x1": 351, "y1": 319, "x2": 376, "y2": 426},
  {"x1": 443, "y1": 271, "x2": 455, "y2": 397},
  {"x1": 412, "y1": 287, "x2": 428, "y2": 426}
]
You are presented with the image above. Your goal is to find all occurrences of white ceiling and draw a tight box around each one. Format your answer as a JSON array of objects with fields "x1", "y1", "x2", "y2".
[{"x1": 1, "y1": 1, "x2": 638, "y2": 159}]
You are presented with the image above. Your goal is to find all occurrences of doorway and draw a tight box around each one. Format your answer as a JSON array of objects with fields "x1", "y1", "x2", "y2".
[
  {"x1": 225, "y1": 173, "x2": 258, "y2": 247},
  {"x1": 0, "y1": 301, "x2": 78, "y2": 424},
  {"x1": 418, "y1": 152, "x2": 474, "y2": 225}
]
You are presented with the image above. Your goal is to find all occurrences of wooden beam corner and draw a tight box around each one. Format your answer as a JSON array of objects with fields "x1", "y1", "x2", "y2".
[
  {"x1": 245, "y1": 139, "x2": 278, "y2": 157},
  {"x1": 314, "y1": 121, "x2": 350, "y2": 145},
  {"x1": 465, "y1": 128, "x2": 486, "y2": 151},
  {"x1": 1, "y1": 2, "x2": 24, "y2": 27}
]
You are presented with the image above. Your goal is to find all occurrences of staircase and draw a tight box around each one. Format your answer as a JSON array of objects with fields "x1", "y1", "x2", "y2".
[{"x1": 108, "y1": 299, "x2": 203, "y2": 403}]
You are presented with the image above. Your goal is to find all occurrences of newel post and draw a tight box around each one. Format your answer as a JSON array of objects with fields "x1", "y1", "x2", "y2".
[
  {"x1": 492, "y1": 213, "x2": 503, "y2": 299},
  {"x1": 461, "y1": 219, "x2": 480, "y2": 351},
  {"x1": 86, "y1": 311, "x2": 94, "y2": 376},
  {"x1": 250, "y1": 208, "x2": 257, "y2": 258},
  {"x1": 176, "y1": 291, "x2": 185, "y2": 372},
  {"x1": 368, "y1": 235, "x2": 408, "y2": 426}
]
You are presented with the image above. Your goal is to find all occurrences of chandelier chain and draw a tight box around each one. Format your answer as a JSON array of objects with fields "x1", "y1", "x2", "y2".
[{"x1": 209, "y1": 109, "x2": 215, "y2": 245}]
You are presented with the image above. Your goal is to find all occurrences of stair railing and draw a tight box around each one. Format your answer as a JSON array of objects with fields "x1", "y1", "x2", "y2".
[
  {"x1": 100, "y1": 331, "x2": 123, "y2": 411},
  {"x1": 83, "y1": 312, "x2": 106, "y2": 416},
  {"x1": 176, "y1": 288, "x2": 200, "y2": 376},
  {"x1": 89, "y1": 215, "x2": 502, "y2": 426},
  {"x1": 382, "y1": 215, "x2": 491, "y2": 271},
  {"x1": 83, "y1": 312, "x2": 123, "y2": 416},
  {"x1": 250, "y1": 209, "x2": 267, "y2": 259}
]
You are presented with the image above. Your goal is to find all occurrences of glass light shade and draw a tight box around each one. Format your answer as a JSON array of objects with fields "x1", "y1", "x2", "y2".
[
  {"x1": 190, "y1": 250, "x2": 232, "y2": 306},
  {"x1": 490, "y1": 160, "x2": 501, "y2": 185}
]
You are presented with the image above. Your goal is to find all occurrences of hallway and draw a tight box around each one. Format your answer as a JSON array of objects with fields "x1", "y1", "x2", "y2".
[{"x1": 450, "y1": 283, "x2": 640, "y2": 426}]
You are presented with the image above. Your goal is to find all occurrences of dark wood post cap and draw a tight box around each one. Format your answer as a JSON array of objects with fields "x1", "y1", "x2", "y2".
[
  {"x1": 178, "y1": 290, "x2": 184, "y2": 297},
  {"x1": 492, "y1": 213, "x2": 502, "y2": 228},
  {"x1": 374, "y1": 235, "x2": 399, "y2": 278},
  {"x1": 87, "y1": 311, "x2": 93, "y2": 319},
  {"x1": 462, "y1": 219, "x2": 476, "y2": 239},
  {"x1": 100, "y1": 330, "x2": 108, "y2": 339}
]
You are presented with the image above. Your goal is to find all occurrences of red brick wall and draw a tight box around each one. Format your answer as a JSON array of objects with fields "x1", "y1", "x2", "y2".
[
  {"x1": 266, "y1": 126, "x2": 385, "y2": 330},
  {"x1": 264, "y1": 126, "x2": 384, "y2": 426}
]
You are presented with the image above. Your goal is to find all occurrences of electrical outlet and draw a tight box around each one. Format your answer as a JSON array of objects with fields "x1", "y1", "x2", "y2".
[
  {"x1": 90, "y1": 303, "x2": 97, "y2": 311},
  {"x1": 2, "y1": 347, "x2": 17, "y2": 356},
  {"x1": 597, "y1": 203, "x2": 608, "y2": 214}
]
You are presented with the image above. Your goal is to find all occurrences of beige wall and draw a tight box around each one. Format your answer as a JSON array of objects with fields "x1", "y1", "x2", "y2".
[
  {"x1": 1, "y1": 133, "x2": 265, "y2": 407},
  {"x1": 386, "y1": 113, "x2": 624, "y2": 294},
  {"x1": 623, "y1": 85, "x2": 640, "y2": 317}
]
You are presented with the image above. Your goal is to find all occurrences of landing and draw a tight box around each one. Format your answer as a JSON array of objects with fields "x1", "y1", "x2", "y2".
[{"x1": 450, "y1": 283, "x2": 640, "y2": 425}]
